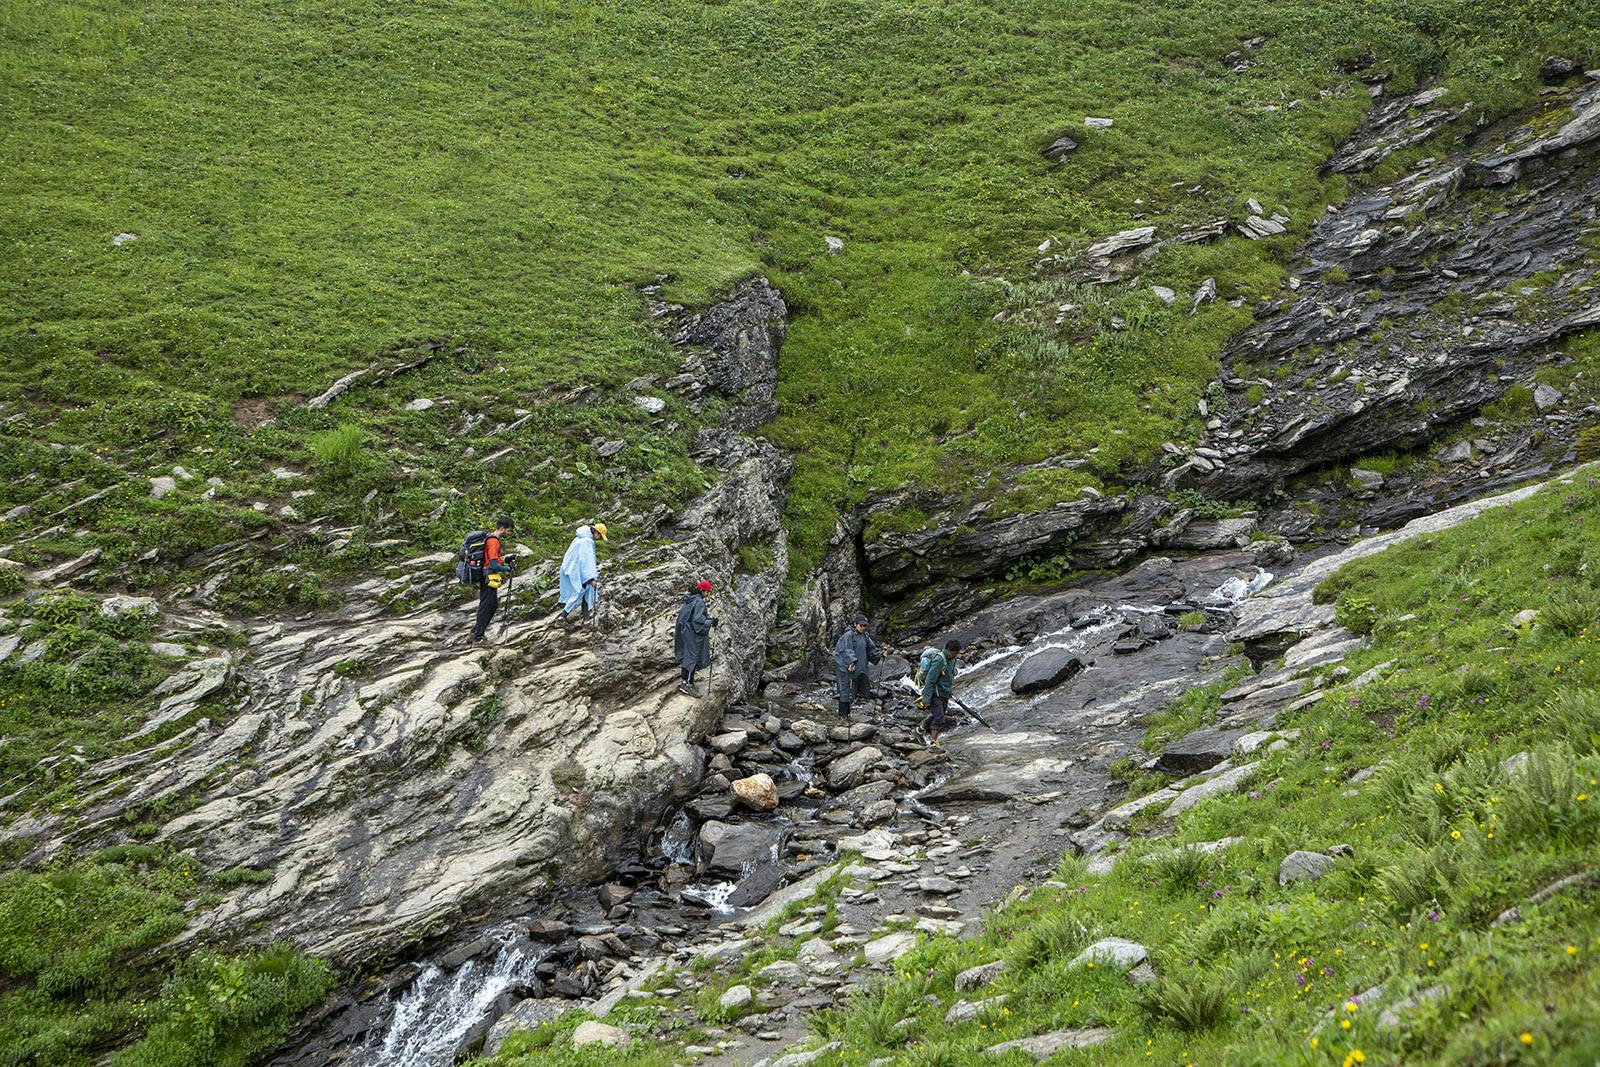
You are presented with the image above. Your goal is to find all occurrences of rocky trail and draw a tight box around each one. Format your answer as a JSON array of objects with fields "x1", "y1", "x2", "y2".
[{"x1": 275, "y1": 466, "x2": 1577, "y2": 1067}]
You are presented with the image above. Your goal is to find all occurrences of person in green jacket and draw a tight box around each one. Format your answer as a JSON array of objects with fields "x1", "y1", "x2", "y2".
[{"x1": 919, "y1": 639, "x2": 963, "y2": 745}]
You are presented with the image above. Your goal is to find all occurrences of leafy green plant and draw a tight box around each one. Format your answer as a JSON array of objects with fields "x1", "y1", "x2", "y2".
[
  {"x1": 1542, "y1": 584, "x2": 1600, "y2": 637},
  {"x1": 1138, "y1": 972, "x2": 1234, "y2": 1032},
  {"x1": 1539, "y1": 691, "x2": 1600, "y2": 755},
  {"x1": 308, "y1": 424, "x2": 367, "y2": 478},
  {"x1": 1335, "y1": 592, "x2": 1379, "y2": 635}
]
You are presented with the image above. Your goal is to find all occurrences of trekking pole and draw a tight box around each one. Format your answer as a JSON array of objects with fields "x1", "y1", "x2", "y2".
[{"x1": 952, "y1": 696, "x2": 999, "y2": 732}]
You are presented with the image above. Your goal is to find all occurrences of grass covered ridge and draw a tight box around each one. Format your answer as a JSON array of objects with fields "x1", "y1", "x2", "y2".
[{"x1": 3, "y1": 0, "x2": 1597, "y2": 590}]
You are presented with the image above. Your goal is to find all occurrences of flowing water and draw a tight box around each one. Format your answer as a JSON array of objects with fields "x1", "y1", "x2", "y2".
[
  {"x1": 355, "y1": 931, "x2": 542, "y2": 1067},
  {"x1": 327, "y1": 559, "x2": 1279, "y2": 1066}
]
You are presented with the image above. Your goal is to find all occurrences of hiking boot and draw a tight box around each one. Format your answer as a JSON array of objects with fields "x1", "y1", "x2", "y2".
[{"x1": 677, "y1": 681, "x2": 699, "y2": 697}]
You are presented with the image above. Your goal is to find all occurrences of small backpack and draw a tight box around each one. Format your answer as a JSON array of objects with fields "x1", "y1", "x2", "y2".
[
  {"x1": 913, "y1": 647, "x2": 945, "y2": 690},
  {"x1": 456, "y1": 531, "x2": 490, "y2": 585}
]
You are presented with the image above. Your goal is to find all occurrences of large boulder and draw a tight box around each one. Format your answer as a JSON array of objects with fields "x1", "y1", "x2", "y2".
[
  {"x1": 955, "y1": 960, "x2": 1008, "y2": 992},
  {"x1": 1069, "y1": 937, "x2": 1148, "y2": 971},
  {"x1": 731, "y1": 773, "x2": 779, "y2": 812},
  {"x1": 825, "y1": 746, "x2": 882, "y2": 790},
  {"x1": 1279, "y1": 850, "x2": 1336, "y2": 885},
  {"x1": 1010, "y1": 649, "x2": 1086, "y2": 694},
  {"x1": 571, "y1": 1020, "x2": 628, "y2": 1049}
]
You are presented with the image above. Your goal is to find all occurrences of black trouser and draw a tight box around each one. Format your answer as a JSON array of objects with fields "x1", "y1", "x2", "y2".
[
  {"x1": 473, "y1": 581, "x2": 499, "y2": 638},
  {"x1": 682, "y1": 665, "x2": 698, "y2": 683},
  {"x1": 926, "y1": 694, "x2": 950, "y2": 734},
  {"x1": 837, "y1": 669, "x2": 871, "y2": 715}
]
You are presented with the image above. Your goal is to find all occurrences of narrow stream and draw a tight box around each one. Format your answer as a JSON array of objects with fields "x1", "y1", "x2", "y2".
[{"x1": 328, "y1": 561, "x2": 1277, "y2": 1066}]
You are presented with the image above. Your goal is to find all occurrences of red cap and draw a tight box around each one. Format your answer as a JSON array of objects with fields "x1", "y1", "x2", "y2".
[{"x1": 696, "y1": 580, "x2": 712, "y2": 593}]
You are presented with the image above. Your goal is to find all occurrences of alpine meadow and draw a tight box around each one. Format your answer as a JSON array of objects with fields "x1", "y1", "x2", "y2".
[{"x1": 3, "y1": 1, "x2": 1600, "y2": 1066}]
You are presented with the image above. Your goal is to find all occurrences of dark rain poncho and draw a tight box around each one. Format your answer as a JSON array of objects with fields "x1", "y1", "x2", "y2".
[
  {"x1": 833, "y1": 627, "x2": 881, "y2": 701},
  {"x1": 674, "y1": 593, "x2": 714, "y2": 671}
]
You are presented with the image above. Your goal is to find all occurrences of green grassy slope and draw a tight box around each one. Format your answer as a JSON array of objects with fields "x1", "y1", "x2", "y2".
[
  {"x1": 767, "y1": 469, "x2": 1600, "y2": 1066},
  {"x1": 3, "y1": 0, "x2": 1593, "y2": 588},
  {"x1": 0, "y1": 846, "x2": 331, "y2": 1067}
]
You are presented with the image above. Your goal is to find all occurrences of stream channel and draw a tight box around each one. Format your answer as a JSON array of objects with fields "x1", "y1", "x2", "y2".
[{"x1": 282, "y1": 543, "x2": 1287, "y2": 1066}]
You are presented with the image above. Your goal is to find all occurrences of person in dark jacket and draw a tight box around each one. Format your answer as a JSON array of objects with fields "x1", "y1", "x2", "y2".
[
  {"x1": 833, "y1": 614, "x2": 881, "y2": 717},
  {"x1": 919, "y1": 639, "x2": 962, "y2": 745},
  {"x1": 674, "y1": 580, "x2": 717, "y2": 695}
]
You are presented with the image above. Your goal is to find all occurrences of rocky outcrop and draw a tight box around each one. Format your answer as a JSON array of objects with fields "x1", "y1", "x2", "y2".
[
  {"x1": 840, "y1": 80, "x2": 1600, "y2": 640},
  {"x1": 1167, "y1": 80, "x2": 1600, "y2": 527},
  {"x1": 652, "y1": 275, "x2": 787, "y2": 432},
  {"x1": 1, "y1": 282, "x2": 794, "y2": 969}
]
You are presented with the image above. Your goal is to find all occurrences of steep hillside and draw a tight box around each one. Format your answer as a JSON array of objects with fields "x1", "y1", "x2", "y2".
[
  {"x1": 466, "y1": 468, "x2": 1600, "y2": 1067},
  {"x1": 3, "y1": 1, "x2": 1600, "y2": 1066},
  {"x1": 2, "y1": 0, "x2": 1593, "y2": 593}
]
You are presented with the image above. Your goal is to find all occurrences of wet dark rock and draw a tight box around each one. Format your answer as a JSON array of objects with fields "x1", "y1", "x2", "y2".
[
  {"x1": 724, "y1": 864, "x2": 788, "y2": 908},
  {"x1": 834, "y1": 780, "x2": 896, "y2": 809},
  {"x1": 1156, "y1": 727, "x2": 1248, "y2": 775},
  {"x1": 1010, "y1": 649, "x2": 1086, "y2": 694},
  {"x1": 698, "y1": 820, "x2": 786, "y2": 877},
  {"x1": 687, "y1": 796, "x2": 736, "y2": 821},
  {"x1": 435, "y1": 934, "x2": 503, "y2": 970},
  {"x1": 527, "y1": 918, "x2": 572, "y2": 942},
  {"x1": 596, "y1": 884, "x2": 634, "y2": 911},
  {"x1": 549, "y1": 963, "x2": 598, "y2": 999},
  {"x1": 576, "y1": 934, "x2": 619, "y2": 961}
]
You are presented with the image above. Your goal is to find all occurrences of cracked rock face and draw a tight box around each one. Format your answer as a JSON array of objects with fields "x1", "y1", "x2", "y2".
[
  {"x1": 849, "y1": 81, "x2": 1600, "y2": 640},
  {"x1": 2, "y1": 286, "x2": 793, "y2": 970},
  {"x1": 661, "y1": 276, "x2": 787, "y2": 431},
  {"x1": 1169, "y1": 80, "x2": 1600, "y2": 520}
]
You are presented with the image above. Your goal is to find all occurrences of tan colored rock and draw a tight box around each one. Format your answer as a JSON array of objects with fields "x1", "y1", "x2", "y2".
[
  {"x1": 0, "y1": 425, "x2": 793, "y2": 969},
  {"x1": 732, "y1": 772, "x2": 779, "y2": 811},
  {"x1": 571, "y1": 1020, "x2": 628, "y2": 1048}
]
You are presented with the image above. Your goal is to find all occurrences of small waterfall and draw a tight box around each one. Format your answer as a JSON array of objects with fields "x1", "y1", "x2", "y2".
[
  {"x1": 356, "y1": 933, "x2": 540, "y2": 1067},
  {"x1": 1206, "y1": 566, "x2": 1274, "y2": 606},
  {"x1": 681, "y1": 877, "x2": 741, "y2": 913},
  {"x1": 661, "y1": 808, "x2": 696, "y2": 866}
]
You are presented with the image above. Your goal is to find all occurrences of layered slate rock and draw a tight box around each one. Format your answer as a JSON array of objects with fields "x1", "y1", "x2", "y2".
[
  {"x1": 1170, "y1": 80, "x2": 1600, "y2": 526},
  {"x1": 1156, "y1": 727, "x2": 1248, "y2": 774},
  {"x1": 1, "y1": 284, "x2": 796, "y2": 968}
]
